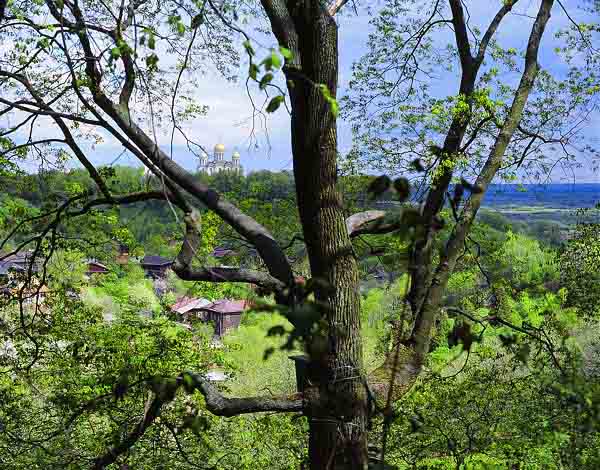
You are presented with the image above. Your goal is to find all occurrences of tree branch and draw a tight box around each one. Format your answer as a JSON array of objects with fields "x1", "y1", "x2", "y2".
[
  {"x1": 93, "y1": 392, "x2": 166, "y2": 469},
  {"x1": 0, "y1": 71, "x2": 112, "y2": 199},
  {"x1": 328, "y1": 0, "x2": 350, "y2": 16},
  {"x1": 475, "y1": 0, "x2": 519, "y2": 63},
  {"x1": 172, "y1": 210, "x2": 286, "y2": 292},
  {"x1": 409, "y1": 0, "x2": 556, "y2": 360},
  {"x1": 188, "y1": 373, "x2": 303, "y2": 417},
  {"x1": 52, "y1": 1, "x2": 293, "y2": 285},
  {"x1": 448, "y1": 0, "x2": 473, "y2": 69},
  {"x1": 175, "y1": 265, "x2": 286, "y2": 291}
]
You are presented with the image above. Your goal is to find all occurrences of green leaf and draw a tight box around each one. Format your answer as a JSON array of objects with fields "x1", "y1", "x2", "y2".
[
  {"x1": 393, "y1": 177, "x2": 411, "y2": 202},
  {"x1": 367, "y1": 175, "x2": 391, "y2": 197},
  {"x1": 267, "y1": 325, "x2": 286, "y2": 336},
  {"x1": 243, "y1": 39, "x2": 255, "y2": 57},
  {"x1": 318, "y1": 84, "x2": 339, "y2": 117},
  {"x1": 329, "y1": 99, "x2": 339, "y2": 118},
  {"x1": 279, "y1": 46, "x2": 293, "y2": 60},
  {"x1": 319, "y1": 83, "x2": 332, "y2": 99},
  {"x1": 261, "y1": 50, "x2": 282, "y2": 71},
  {"x1": 259, "y1": 73, "x2": 273, "y2": 90},
  {"x1": 36, "y1": 38, "x2": 50, "y2": 49},
  {"x1": 146, "y1": 53, "x2": 159, "y2": 71},
  {"x1": 182, "y1": 372, "x2": 196, "y2": 393},
  {"x1": 266, "y1": 95, "x2": 284, "y2": 113},
  {"x1": 270, "y1": 50, "x2": 281, "y2": 69}
]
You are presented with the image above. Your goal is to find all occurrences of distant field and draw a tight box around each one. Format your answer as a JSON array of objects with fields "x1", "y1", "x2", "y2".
[
  {"x1": 479, "y1": 184, "x2": 599, "y2": 227},
  {"x1": 373, "y1": 184, "x2": 599, "y2": 225},
  {"x1": 483, "y1": 183, "x2": 600, "y2": 210}
]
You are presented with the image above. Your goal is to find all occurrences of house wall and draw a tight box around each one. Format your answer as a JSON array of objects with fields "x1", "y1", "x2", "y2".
[
  {"x1": 223, "y1": 313, "x2": 242, "y2": 332},
  {"x1": 87, "y1": 266, "x2": 108, "y2": 274},
  {"x1": 204, "y1": 312, "x2": 242, "y2": 337}
]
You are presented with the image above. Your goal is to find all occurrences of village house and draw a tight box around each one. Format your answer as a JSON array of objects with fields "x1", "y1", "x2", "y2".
[
  {"x1": 171, "y1": 297, "x2": 247, "y2": 339},
  {"x1": 171, "y1": 296, "x2": 212, "y2": 319},
  {"x1": 85, "y1": 260, "x2": 109, "y2": 276},
  {"x1": 211, "y1": 246, "x2": 237, "y2": 258},
  {"x1": 0, "y1": 251, "x2": 38, "y2": 276},
  {"x1": 199, "y1": 299, "x2": 247, "y2": 338},
  {"x1": 115, "y1": 244, "x2": 130, "y2": 265},
  {"x1": 0, "y1": 259, "x2": 23, "y2": 283},
  {"x1": 140, "y1": 255, "x2": 172, "y2": 279}
]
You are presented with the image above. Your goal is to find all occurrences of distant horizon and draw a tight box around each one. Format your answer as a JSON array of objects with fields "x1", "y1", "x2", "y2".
[{"x1": 15, "y1": 163, "x2": 600, "y2": 185}]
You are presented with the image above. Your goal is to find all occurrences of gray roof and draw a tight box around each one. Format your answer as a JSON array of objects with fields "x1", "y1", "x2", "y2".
[
  {"x1": 201, "y1": 299, "x2": 247, "y2": 314},
  {"x1": 141, "y1": 255, "x2": 173, "y2": 267},
  {"x1": 171, "y1": 297, "x2": 211, "y2": 315},
  {"x1": 0, "y1": 251, "x2": 37, "y2": 273},
  {"x1": 0, "y1": 260, "x2": 25, "y2": 276}
]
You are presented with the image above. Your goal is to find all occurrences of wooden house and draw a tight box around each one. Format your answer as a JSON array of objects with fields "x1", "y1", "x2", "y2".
[
  {"x1": 171, "y1": 296, "x2": 212, "y2": 319},
  {"x1": 0, "y1": 259, "x2": 23, "y2": 283},
  {"x1": 199, "y1": 299, "x2": 247, "y2": 338},
  {"x1": 86, "y1": 260, "x2": 109, "y2": 276},
  {"x1": 0, "y1": 252, "x2": 37, "y2": 275},
  {"x1": 115, "y1": 244, "x2": 130, "y2": 265},
  {"x1": 140, "y1": 255, "x2": 172, "y2": 279}
]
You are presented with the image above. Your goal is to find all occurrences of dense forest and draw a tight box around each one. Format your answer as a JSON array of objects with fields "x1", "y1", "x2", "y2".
[{"x1": 1, "y1": 0, "x2": 600, "y2": 469}]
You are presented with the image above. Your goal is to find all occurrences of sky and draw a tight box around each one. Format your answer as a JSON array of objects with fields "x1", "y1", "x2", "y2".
[{"x1": 6, "y1": 0, "x2": 600, "y2": 183}]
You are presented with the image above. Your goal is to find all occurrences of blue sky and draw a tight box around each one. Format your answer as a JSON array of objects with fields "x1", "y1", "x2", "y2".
[
  {"x1": 10, "y1": 0, "x2": 600, "y2": 183},
  {"x1": 152, "y1": 0, "x2": 599, "y2": 182}
]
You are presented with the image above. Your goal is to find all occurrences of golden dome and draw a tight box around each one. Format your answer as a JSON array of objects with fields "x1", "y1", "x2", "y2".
[
  {"x1": 214, "y1": 143, "x2": 225, "y2": 153},
  {"x1": 232, "y1": 151, "x2": 240, "y2": 159}
]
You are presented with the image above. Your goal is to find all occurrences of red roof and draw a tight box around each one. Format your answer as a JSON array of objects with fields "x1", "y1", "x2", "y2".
[{"x1": 201, "y1": 299, "x2": 247, "y2": 314}]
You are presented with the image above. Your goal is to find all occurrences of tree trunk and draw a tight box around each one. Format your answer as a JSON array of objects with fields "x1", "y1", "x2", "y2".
[{"x1": 285, "y1": 4, "x2": 368, "y2": 469}]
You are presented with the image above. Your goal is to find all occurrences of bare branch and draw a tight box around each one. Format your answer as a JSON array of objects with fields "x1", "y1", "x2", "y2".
[
  {"x1": 0, "y1": 71, "x2": 112, "y2": 199},
  {"x1": 188, "y1": 373, "x2": 303, "y2": 417},
  {"x1": 346, "y1": 210, "x2": 412, "y2": 239},
  {"x1": 475, "y1": 0, "x2": 519, "y2": 63},
  {"x1": 176, "y1": 266, "x2": 287, "y2": 290},
  {"x1": 328, "y1": 0, "x2": 349, "y2": 17},
  {"x1": 448, "y1": 0, "x2": 474, "y2": 69}
]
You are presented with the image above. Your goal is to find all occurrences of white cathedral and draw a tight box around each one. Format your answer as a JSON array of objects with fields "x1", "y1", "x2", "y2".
[{"x1": 197, "y1": 143, "x2": 243, "y2": 175}]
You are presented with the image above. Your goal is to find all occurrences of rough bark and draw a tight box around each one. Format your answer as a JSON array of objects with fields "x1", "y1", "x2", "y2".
[
  {"x1": 262, "y1": 0, "x2": 368, "y2": 467},
  {"x1": 189, "y1": 374, "x2": 304, "y2": 417},
  {"x1": 291, "y1": 27, "x2": 367, "y2": 470}
]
